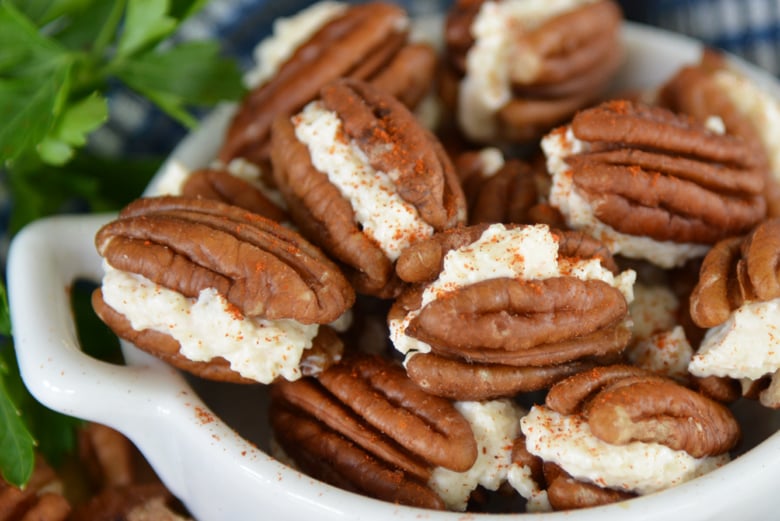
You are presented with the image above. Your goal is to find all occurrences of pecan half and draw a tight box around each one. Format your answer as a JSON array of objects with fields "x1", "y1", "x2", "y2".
[
  {"x1": 561, "y1": 100, "x2": 767, "y2": 245},
  {"x1": 658, "y1": 50, "x2": 780, "y2": 219},
  {"x1": 92, "y1": 196, "x2": 352, "y2": 383},
  {"x1": 271, "y1": 78, "x2": 466, "y2": 297},
  {"x1": 180, "y1": 167, "x2": 288, "y2": 222},
  {"x1": 443, "y1": 0, "x2": 623, "y2": 143},
  {"x1": 96, "y1": 196, "x2": 353, "y2": 323},
  {"x1": 690, "y1": 218, "x2": 780, "y2": 328},
  {"x1": 269, "y1": 354, "x2": 477, "y2": 509},
  {"x1": 405, "y1": 353, "x2": 598, "y2": 401},
  {"x1": 546, "y1": 365, "x2": 741, "y2": 458},
  {"x1": 390, "y1": 224, "x2": 633, "y2": 399},
  {"x1": 543, "y1": 463, "x2": 634, "y2": 511},
  {"x1": 0, "y1": 457, "x2": 70, "y2": 521},
  {"x1": 455, "y1": 150, "x2": 559, "y2": 226},
  {"x1": 218, "y1": 2, "x2": 436, "y2": 167}
]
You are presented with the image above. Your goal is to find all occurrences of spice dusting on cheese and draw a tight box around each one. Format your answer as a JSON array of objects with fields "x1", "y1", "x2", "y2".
[
  {"x1": 100, "y1": 262, "x2": 318, "y2": 383},
  {"x1": 521, "y1": 406, "x2": 729, "y2": 495},
  {"x1": 430, "y1": 400, "x2": 523, "y2": 511},
  {"x1": 293, "y1": 101, "x2": 434, "y2": 260},
  {"x1": 389, "y1": 223, "x2": 635, "y2": 357}
]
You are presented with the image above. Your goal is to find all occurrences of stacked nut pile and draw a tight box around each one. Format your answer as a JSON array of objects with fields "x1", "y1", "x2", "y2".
[
  {"x1": 0, "y1": 424, "x2": 193, "y2": 520},
  {"x1": 91, "y1": 0, "x2": 780, "y2": 514}
]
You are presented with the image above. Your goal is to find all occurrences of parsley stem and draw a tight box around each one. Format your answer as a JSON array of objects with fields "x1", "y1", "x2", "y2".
[{"x1": 92, "y1": 0, "x2": 126, "y2": 60}]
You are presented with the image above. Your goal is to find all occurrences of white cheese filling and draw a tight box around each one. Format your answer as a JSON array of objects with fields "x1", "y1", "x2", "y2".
[
  {"x1": 521, "y1": 406, "x2": 729, "y2": 495},
  {"x1": 625, "y1": 283, "x2": 693, "y2": 381},
  {"x1": 293, "y1": 101, "x2": 434, "y2": 261},
  {"x1": 541, "y1": 127, "x2": 710, "y2": 268},
  {"x1": 689, "y1": 299, "x2": 780, "y2": 380},
  {"x1": 628, "y1": 282, "x2": 680, "y2": 342},
  {"x1": 429, "y1": 399, "x2": 523, "y2": 511},
  {"x1": 389, "y1": 223, "x2": 635, "y2": 357},
  {"x1": 458, "y1": 0, "x2": 595, "y2": 141},
  {"x1": 243, "y1": 1, "x2": 348, "y2": 88},
  {"x1": 628, "y1": 326, "x2": 694, "y2": 383},
  {"x1": 100, "y1": 262, "x2": 318, "y2": 383},
  {"x1": 714, "y1": 69, "x2": 780, "y2": 182},
  {"x1": 506, "y1": 461, "x2": 551, "y2": 512}
]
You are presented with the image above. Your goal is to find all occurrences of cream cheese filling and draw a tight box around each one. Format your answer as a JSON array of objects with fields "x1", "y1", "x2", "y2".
[
  {"x1": 521, "y1": 406, "x2": 729, "y2": 495},
  {"x1": 100, "y1": 262, "x2": 318, "y2": 383},
  {"x1": 429, "y1": 399, "x2": 524, "y2": 511},
  {"x1": 689, "y1": 299, "x2": 780, "y2": 381},
  {"x1": 293, "y1": 101, "x2": 434, "y2": 260},
  {"x1": 243, "y1": 1, "x2": 348, "y2": 89}
]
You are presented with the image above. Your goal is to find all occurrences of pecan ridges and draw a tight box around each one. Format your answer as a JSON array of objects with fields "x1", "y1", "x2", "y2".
[
  {"x1": 218, "y1": 2, "x2": 436, "y2": 166},
  {"x1": 271, "y1": 79, "x2": 466, "y2": 297},
  {"x1": 546, "y1": 365, "x2": 741, "y2": 458},
  {"x1": 95, "y1": 196, "x2": 354, "y2": 324},
  {"x1": 269, "y1": 354, "x2": 477, "y2": 509},
  {"x1": 690, "y1": 218, "x2": 780, "y2": 328},
  {"x1": 391, "y1": 225, "x2": 632, "y2": 400},
  {"x1": 566, "y1": 100, "x2": 767, "y2": 244}
]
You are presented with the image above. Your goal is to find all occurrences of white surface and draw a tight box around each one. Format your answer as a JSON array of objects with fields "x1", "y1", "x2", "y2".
[{"x1": 8, "y1": 22, "x2": 780, "y2": 521}]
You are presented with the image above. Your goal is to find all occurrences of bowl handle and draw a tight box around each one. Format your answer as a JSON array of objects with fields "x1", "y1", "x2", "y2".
[{"x1": 6, "y1": 214, "x2": 192, "y2": 492}]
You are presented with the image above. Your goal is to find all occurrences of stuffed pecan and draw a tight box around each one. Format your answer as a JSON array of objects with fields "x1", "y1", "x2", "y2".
[
  {"x1": 688, "y1": 218, "x2": 780, "y2": 407},
  {"x1": 522, "y1": 364, "x2": 740, "y2": 510},
  {"x1": 542, "y1": 99, "x2": 768, "y2": 268},
  {"x1": 218, "y1": 1, "x2": 437, "y2": 168},
  {"x1": 92, "y1": 196, "x2": 354, "y2": 384},
  {"x1": 270, "y1": 78, "x2": 466, "y2": 298},
  {"x1": 388, "y1": 223, "x2": 635, "y2": 400},
  {"x1": 442, "y1": 0, "x2": 623, "y2": 144}
]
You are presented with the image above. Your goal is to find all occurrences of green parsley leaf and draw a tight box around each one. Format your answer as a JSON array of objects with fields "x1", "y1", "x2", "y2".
[
  {"x1": 37, "y1": 92, "x2": 108, "y2": 165},
  {"x1": 0, "y1": 343, "x2": 35, "y2": 488},
  {"x1": 117, "y1": 40, "x2": 245, "y2": 126},
  {"x1": 117, "y1": 0, "x2": 177, "y2": 58},
  {"x1": 0, "y1": 67, "x2": 71, "y2": 167},
  {"x1": 0, "y1": 283, "x2": 10, "y2": 337},
  {"x1": 8, "y1": 0, "x2": 93, "y2": 26},
  {"x1": 0, "y1": 1, "x2": 66, "y2": 74}
]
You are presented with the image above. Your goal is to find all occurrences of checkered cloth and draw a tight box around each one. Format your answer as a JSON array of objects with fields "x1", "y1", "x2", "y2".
[
  {"x1": 626, "y1": 0, "x2": 780, "y2": 75},
  {"x1": 92, "y1": 0, "x2": 780, "y2": 159}
]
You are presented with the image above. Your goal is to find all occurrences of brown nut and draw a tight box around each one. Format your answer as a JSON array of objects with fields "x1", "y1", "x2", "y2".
[
  {"x1": 269, "y1": 354, "x2": 478, "y2": 509},
  {"x1": 68, "y1": 483, "x2": 183, "y2": 521},
  {"x1": 390, "y1": 224, "x2": 633, "y2": 399},
  {"x1": 405, "y1": 352, "x2": 598, "y2": 401},
  {"x1": 560, "y1": 100, "x2": 767, "y2": 246},
  {"x1": 271, "y1": 78, "x2": 466, "y2": 297},
  {"x1": 0, "y1": 457, "x2": 70, "y2": 521},
  {"x1": 455, "y1": 150, "x2": 553, "y2": 226},
  {"x1": 92, "y1": 196, "x2": 353, "y2": 383},
  {"x1": 690, "y1": 218, "x2": 780, "y2": 328},
  {"x1": 546, "y1": 365, "x2": 741, "y2": 458},
  {"x1": 180, "y1": 167, "x2": 288, "y2": 223},
  {"x1": 218, "y1": 2, "x2": 437, "y2": 167},
  {"x1": 658, "y1": 50, "x2": 780, "y2": 220},
  {"x1": 543, "y1": 462, "x2": 634, "y2": 511},
  {"x1": 96, "y1": 196, "x2": 353, "y2": 323},
  {"x1": 443, "y1": 0, "x2": 623, "y2": 143}
]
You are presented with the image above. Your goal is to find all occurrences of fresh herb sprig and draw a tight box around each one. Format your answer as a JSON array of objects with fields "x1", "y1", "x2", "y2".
[{"x1": 0, "y1": 0, "x2": 245, "y2": 487}]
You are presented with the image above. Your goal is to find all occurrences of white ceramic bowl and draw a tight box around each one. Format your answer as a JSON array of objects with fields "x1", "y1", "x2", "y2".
[{"x1": 8, "y1": 22, "x2": 780, "y2": 521}]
